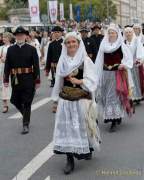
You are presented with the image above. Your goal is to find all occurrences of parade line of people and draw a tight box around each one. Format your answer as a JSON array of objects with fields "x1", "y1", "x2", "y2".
[{"x1": 0, "y1": 22, "x2": 144, "y2": 175}]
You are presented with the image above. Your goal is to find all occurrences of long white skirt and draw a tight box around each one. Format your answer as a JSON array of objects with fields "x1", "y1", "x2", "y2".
[
  {"x1": 0, "y1": 63, "x2": 11, "y2": 100},
  {"x1": 53, "y1": 98, "x2": 100, "y2": 154}
]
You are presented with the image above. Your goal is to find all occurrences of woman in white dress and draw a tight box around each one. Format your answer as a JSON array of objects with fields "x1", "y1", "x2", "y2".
[
  {"x1": 95, "y1": 24, "x2": 133, "y2": 132},
  {"x1": 124, "y1": 27, "x2": 144, "y2": 103},
  {"x1": 0, "y1": 32, "x2": 13, "y2": 113},
  {"x1": 52, "y1": 32, "x2": 101, "y2": 174},
  {"x1": 133, "y1": 24, "x2": 144, "y2": 45}
]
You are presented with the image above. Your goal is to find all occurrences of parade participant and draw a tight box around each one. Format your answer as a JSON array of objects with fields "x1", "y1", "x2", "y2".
[
  {"x1": 52, "y1": 32, "x2": 101, "y2": 174},
  {"x1": 45, "y1": 26, "x2": 64, "y2": 87},
  {"x1": 40, "y1": 31, "x2": 49, "y2": 65},
  {"x1": 79, "y1": 27, "x2": 97, "y2": 62},
  {"x1": 0, "y1": 32, "x2": 13, "y2": 113},
  {"x1": 133, "y1": 24, "x2": 144, "y2": 45},
  {"x1": 0, "y1": 33, "x2": 4, "y2": 46},
  {"x1": 124, "y1": 27, "x2": 144, "y2": 103},
  {"x1": 91, "y1": 24, "x2": 104, "y2": 58},
  {"x1": 3, "y1": 26, "x2": 40, "y2": 135},
  {"x1": 95, "y1": 24, "x2": 133, "y2": 132},
  {"x1": 26, "y1": 32, "x2": 41, "y2": 61}
]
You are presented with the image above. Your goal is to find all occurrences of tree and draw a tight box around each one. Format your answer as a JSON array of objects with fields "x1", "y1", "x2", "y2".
[
  {"x1": 0, "y1": 7, "x2": 8, "y2": 20},
  {"x1": 39, "y1": 0, "x2": 47, "y2": 14},
  {"x1": 71, "y1": 0, "x2": 117, "y2": 21},
  {"x1": 6, "y1": 0, "x2": 28, "y2": 8}
]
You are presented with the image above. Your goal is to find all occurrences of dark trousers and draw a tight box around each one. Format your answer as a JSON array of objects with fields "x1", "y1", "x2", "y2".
[
  {"x1": 10, "y1": 87, "x2": 35, "y2": 127},
  {"x1": 51, "y1": 64, "x2": 57, "y2": 85}
]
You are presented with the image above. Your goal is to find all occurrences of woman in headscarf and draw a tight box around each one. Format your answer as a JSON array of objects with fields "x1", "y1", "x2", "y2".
[
  {"x1": 0, "y1": 32, "x2": 13, "y2": 113},
  {"x1": 52, "y1": 32, "x2": 101, "y2": 174},
  {"x1": 95, "y1": 24, "x2": 133, "y2": 132},
  {"x1": 124, "y1": 26, "x2": 144, "y2": 104},
  {"x1": 133, "y1": 24, "x2": 144, "y2": 45}
]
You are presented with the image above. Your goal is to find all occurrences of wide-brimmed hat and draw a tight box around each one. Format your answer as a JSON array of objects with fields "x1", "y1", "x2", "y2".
[
  {"x1": 13, "y1": 26, "x2": 29, "y2": 35},
  {"x1": 79, "y1": 27, "x2": 90, "y2": 32},
  {"x1": 91, "y1": 24, "x2": 102, "y2": 31},
  {"x1": 52, "y1": 26, "x2": 64, "y2": 32}
]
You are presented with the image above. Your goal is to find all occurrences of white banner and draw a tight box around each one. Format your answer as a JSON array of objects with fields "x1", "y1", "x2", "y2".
[
  {"x1": 60, "y1": 3, "x2": 64, "y2": 21},
  {"x1": 49, "y1": 0, "x2": 58, "y2": 23},
  {"x1": 69, "y1": 3, "x2": 73, "y2": 20},
  {"x1": 28, "y1": 0, "x2": 40, "y2": 23}
]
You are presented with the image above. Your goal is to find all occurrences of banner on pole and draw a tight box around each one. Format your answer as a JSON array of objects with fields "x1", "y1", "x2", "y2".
[
  {"x1": 28, "y1": 0, "x2": 40, "y2": 23},
  {"x1": 69, "y1": 3, "x2": 73, "y2": 20},
  {"x1": 60, "y1": 3, "x2": 64, "y2": 20},
  {"x1": 49, "y1": 0, "x2": 58, "y2": 23},
  {"x1": 75, "y1": 5, "x2": 81, "y2": 22}
]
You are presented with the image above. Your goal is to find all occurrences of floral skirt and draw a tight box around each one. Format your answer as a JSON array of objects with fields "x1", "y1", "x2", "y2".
[
  {"x1": 97, "y1": 71, "x2": 125, "y2": 120},
  {"x1": 131, "y1": 66, "x2": 143, "y2": 101}
]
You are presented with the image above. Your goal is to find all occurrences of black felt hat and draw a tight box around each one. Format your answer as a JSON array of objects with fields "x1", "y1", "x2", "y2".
[
  {"x1": 13, "y1": 26, "x2": 29, "y2": 35},
  {"x1": 91, "y1": 24, "x2": 102, "y2": 31},
  {"x1": 79, "y1": 27, "x2": 90, "y2": 32},
  {"x1": 52, "y1": 26, "x2": 64, "y2": 32}
]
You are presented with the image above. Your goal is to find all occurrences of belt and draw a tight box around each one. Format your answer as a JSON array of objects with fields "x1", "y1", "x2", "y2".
[
  {"x1": 11, "y1": 67, "x2": 33, "y2": 75},
  {"x1": 51, "y1": 63, "x2": 57, "y2": 68},
  {"x1": 103, "y1": 64, "x2": 120, "y2": 71}
]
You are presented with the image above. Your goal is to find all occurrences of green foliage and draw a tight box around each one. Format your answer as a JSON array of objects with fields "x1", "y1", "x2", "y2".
[
  {"x1": 63, "y1": 0, "x2": 117, "y2": 21},
  {"x1": 39, "y1": 0, "x2": 47, "y2": 14},
  {"x1": 5, "y1": 0, "x2": 28, "y2": 8},
  {"x1": 0, "y1": 0, "x2": 117, "y2": 21},
  {"x1": 0, "y1": 7, "x2": 8, "y2": 20}
]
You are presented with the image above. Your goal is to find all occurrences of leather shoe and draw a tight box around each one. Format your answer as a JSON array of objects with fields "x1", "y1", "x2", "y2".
[{"x1": 21, "y1": 126, "x2": 29, "y2": 135}]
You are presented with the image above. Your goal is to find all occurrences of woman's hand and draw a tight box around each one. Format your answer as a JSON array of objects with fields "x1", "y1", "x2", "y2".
[
  {"x1": 135, "y1": 59, "x2": 142, "y2": 66},
  {"x1": 69, "y1": 77, "x2": 83, "y2": 85},
  {"x1": 1, "y1": 57, "x2": 5, "y2": 63},
  {"x1": 118, "y1": 64, "x2": 126, "y2": 70}
]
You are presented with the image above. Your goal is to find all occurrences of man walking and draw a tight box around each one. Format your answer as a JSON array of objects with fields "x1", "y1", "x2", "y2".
[{"x1": 3, "y1": 26, "x2": 40, "y2": 135}]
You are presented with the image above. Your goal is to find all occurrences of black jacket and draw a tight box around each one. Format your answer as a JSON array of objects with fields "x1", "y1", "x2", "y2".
[{"x1": 4, "y1": 43, "x2": 40, "y2": 89}]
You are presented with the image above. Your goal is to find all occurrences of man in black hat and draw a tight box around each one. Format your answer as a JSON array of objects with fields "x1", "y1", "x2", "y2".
[
  {"x1": 91, "y1": 24, "x2": 104, "y2": 59},
  {"x1": 79, "y1": 27, "x2": 96, "y2": 62},
  {"x1": 45, "y1": 26, "x2": 64, "y2": 87},
  {"x1": 3, "y1": 26, "x2": 40, "y2": 135}
]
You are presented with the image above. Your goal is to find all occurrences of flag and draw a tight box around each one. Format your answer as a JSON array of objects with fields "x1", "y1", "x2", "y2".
[
  {"x1": 69, "y1": 3, "x2": 73, "y2": 20},
  {"x1": 60, "y1": 3, "x2": 64, "y2": 20},
  {"x1": 75, "y1": 5, "x2": 81, "y2": 22},
  {"x1": 28, "y1": 0, "x2": 40, "y2": 23},
  {"x1": 49, "y1": 0, "x2": 58, "y2": 23}
]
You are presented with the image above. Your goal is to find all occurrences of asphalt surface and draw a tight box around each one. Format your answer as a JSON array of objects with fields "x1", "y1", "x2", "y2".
[{"x1": 0, "y1": 71, "x2": 144, "y2": 180}]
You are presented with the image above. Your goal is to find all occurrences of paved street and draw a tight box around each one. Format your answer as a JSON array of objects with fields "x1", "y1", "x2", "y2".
[{"x1": 0, "y1": 71, "x2": 144, "y2": 180}]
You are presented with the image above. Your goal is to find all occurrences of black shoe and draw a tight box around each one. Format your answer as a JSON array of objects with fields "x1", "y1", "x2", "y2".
[
  {"x1": 64, "y1": 154, "x2": 74, "y2": 175},
  {"x1": 117, "y1": 118, "x2": 122, "y2": 125},
  {"x1": 85, "y1": 151, "x2": 92, "y2": 160},
  {"x1": 21, "y1": 126, "x2": 29, "y2": 135},
  {"x1": 109, "y1": 121, "x2": 117, "y2": 133}
]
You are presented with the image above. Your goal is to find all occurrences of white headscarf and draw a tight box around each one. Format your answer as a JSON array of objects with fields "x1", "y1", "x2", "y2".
[
  {"x1": 100, "y1": 23, "x2": 123, "y2": 53},
  {"x1": 133, "y1": 23, "x2": 144, "y2": 44},
  {"x1": 124, "y1": 26, "x2": 144, "y2": 60},
  {"x1": 56, "y1": 32, "x2": 87, "y2": 77},
  {"x1": 95, "y1": 24, "x2": 133, "y2": 86},
  {"x1": 52, "y1": 32, "x2": 97, "y2": 101}
]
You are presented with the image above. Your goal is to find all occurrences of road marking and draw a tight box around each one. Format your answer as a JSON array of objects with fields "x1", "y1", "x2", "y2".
[
  {"x1": 44, "y1": 176, "x2": 50, "y2": 180},
  {"x1": 12, "y1": 141, "x2": 54, "y2": 180},
  {"x1": 9, "y1": 97, "x2": 52, "y2": 119}
]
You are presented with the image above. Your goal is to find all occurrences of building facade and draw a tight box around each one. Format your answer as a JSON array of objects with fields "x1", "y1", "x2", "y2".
[
  {"x1": 113, "y1": 0, "x2": 144, "y2": 27},
  {"x1": 0, "y1": 0, "x2": 5, "y2": 7}
]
